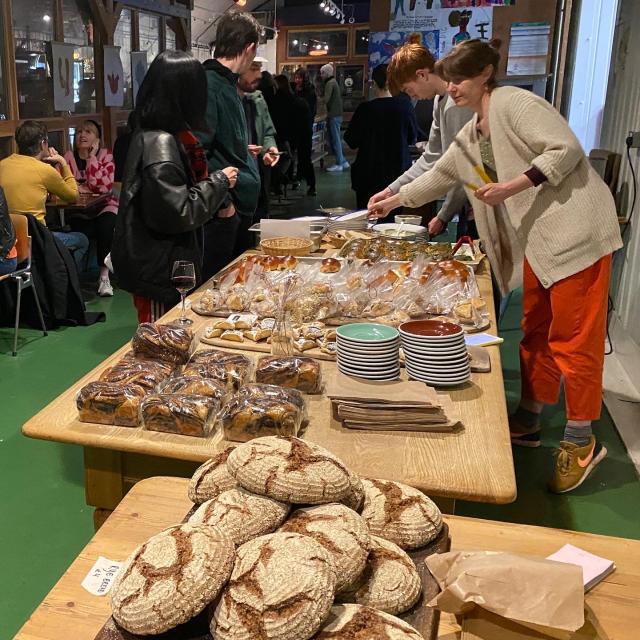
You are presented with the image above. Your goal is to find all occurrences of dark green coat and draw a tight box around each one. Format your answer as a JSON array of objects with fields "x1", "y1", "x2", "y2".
[{"x1": 198, "y1": 60, "x2": 260, "y2": 217}]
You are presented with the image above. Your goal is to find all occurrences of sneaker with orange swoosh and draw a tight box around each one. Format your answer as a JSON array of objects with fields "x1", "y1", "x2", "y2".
[{"x1": 548, "y1": 436, "x2": 607, "y2": 494}]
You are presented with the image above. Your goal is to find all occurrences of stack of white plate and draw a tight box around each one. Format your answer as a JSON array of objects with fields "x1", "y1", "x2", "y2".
[
  {"x1": 400, "y1": 320, "x2": 471, "y2": 387},
  {"x1": 327, "y1": 210, "x2": 369, "y2": 233},
  {"x1": 336, "y1": 323, "x2": 400, "y2": 380}
]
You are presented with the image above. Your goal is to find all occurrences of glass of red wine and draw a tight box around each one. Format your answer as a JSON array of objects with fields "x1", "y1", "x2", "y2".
[{"x1": 171, "y1": 260, "x2": 196, "y2": 326}]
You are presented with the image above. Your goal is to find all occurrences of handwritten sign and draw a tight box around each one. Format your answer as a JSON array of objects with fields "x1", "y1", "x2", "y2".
[{"x1": 81, "y1": 557, "x2": 123, "y2": 596}]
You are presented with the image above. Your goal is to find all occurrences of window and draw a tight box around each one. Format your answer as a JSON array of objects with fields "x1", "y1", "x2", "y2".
[
  {"x1": 114, "y1": 8, "x2": 132, "y2": 109},
  {"x1": 63, "y1": 0, "x2": 96, "y2": 113},
  {"x1": 287, "y1": 30, "x2": 348, "y2": 58},
  {"x1": 355, "y1": 29, "x2": 369, "y2": 56},
  {"x1": 139, "y1": 12, "x2": 160, "y2": 62},
  {"x1": 12, "y1": 0, "x2": 55, "y2": 118},
  {"x1": 166, "y1": 25, "x2": 177, "y2": 51}
]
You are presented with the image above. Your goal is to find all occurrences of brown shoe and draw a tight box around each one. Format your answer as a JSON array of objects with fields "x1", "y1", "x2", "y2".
[{"x1": 548, "y1": 436, "x2": 607, "y2": 494}]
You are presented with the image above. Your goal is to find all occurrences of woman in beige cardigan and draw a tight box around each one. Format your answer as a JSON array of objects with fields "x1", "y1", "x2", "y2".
[{"x1": 371, "y1": 39, "x2": 622, "y2": 494}]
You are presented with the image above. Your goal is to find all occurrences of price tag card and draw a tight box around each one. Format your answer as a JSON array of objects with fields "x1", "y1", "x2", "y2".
[{"x1": 81, "y1": 556, "x2": 123, "y2": 596}]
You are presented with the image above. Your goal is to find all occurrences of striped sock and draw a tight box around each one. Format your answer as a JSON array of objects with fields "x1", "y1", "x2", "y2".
[{"x1": 564, "y1": 424, "x2": 592, "y2": 446}]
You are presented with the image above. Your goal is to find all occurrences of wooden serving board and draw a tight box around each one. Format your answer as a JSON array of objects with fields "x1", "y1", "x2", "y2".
[
  {"x1": 95, "y1": 513, "x2": 450, "y2": 640},
  {"x1": 199, "y1": 335, "x2": 337, "y2": 362}
]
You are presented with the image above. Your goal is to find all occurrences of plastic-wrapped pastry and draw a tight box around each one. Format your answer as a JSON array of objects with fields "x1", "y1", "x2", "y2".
[
  {"x1": 225, "y1": 286, "x2": 250, "y2": 312},
  {"x1": 204, "y1": 327, "x2": 223, "y2": 339},
  {"x1": 255, "y1": 356, "x2": 322, "y2": 394},
  {"x1": 198, "y1": 288, "x2": 223, "y2": 313},
  {"x1": 160, "y1": 376, "x2": 228, "y2": 402},
  {"x1": 132, "y1": 323, "x2": 194, "y2": 365},
  {"x1": 250, "y1": 298, "x2": 278, "y2": 318},
  {"x1": 141, "y1": 394, "x2": 220, "y2": 437},
  {"x1": 210, "y1": 318, "x2": 235, "y2": 331},
  {"x1": 77, "y1": 382, "x2": 146, "y2": 427},
  {"x1": 220, "y1": 385, "x2": 306, "y2": 443},
  {"x1": 363, "y1": 300, "x2": 394, "y2": 318},
  {"x1": 119, "y1": 351, "x2": 175, "y2": 376},
  {"x1": 100, "y1": 360, "x2": 171, "y2": 392},
  {"x1": 319, "y1": 341, "x2": 337, "y2": 356},
  {"x1": 324, "y1": 329, "x2": 337, "y2": 342},
  {"x1": 300, "y1": 322, "x2": 325, "y2": 340},
  {"x1": 183, "y1": 352, "x2": 252, "y2": 392}
]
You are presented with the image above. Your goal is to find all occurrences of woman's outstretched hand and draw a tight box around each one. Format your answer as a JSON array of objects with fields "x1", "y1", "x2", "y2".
[{"x1": 368, "y1": 192, "x2": 402, "y2": 220}]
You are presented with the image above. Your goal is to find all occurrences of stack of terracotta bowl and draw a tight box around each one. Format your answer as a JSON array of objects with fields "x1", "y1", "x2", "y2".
[
  {"x1": 336, "y1": 323, "x2": 400, "y2": 381},
  {"x1": 399, "y1": 320, "x2": 471, "y2": 387}
]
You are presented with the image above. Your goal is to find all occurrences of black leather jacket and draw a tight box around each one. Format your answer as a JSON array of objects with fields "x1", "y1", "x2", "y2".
[
  {"x1": 0, "y1": 187, "x2": 15, "y2": 261},
  {"x1": 112, "y1": 130, "x2": 230, "y2": 305}
]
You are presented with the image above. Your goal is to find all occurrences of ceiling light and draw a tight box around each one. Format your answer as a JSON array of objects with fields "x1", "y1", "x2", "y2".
[
  {"x1": 324, "y1": 44, "x2": 329, "y2": 50},
  {"x1": 293, "y1": 39, "x2": 299, "y2": 45},
  {"x1": 320, "y1": 1, "x2": 326, "y2": 6},
  {"x1": 233, "y1": 0, "x2": 247, "y2": 5},
  {"x1": 42, "y1": 14, "x2": 51, "y2": 22}
]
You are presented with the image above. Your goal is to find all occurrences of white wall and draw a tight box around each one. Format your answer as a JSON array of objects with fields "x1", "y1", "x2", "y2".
[
  {"x1": 599, "y1": 0, "x2": 640, "y2": 371},
  {"x1": 567, "y1": 0, "x2": 619, "y2": 152}
]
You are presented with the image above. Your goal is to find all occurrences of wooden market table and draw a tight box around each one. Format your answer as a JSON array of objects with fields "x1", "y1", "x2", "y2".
[
  {"x1": 15, "y1": 476, "x2": 640, "y2": 640},
  {"x1": 46, "y1": 192, "x2": 112, "y2": 227},
  {"x1": 22, "y1": 258, "x2": 515, "y2": 526}
]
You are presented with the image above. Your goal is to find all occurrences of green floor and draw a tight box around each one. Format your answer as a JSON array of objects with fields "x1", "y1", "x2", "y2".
[{"x1": 1, "y1": 169, "x2": 639, "y2": 638}]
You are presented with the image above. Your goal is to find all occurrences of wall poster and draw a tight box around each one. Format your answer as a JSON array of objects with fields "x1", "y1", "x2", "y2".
[
  {"x1": 103, "y1": 45, "x2": 124, "y2": 107},
  {"x1": 51, "y1": 42, "x2": 76, "y2": 112}
]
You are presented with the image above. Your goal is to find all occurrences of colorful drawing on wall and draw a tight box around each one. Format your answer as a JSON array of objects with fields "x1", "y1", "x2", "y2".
[
  {"x1": 103, "y1": 45, "x2": 124, "y2": 107},
  {"x1": 368, "y1": 30, "x2": 440, "y2": 77},
  {"x1": 390, "y1": 3, "x2": 493, "y2": 57},
  {"x1": 51, "y1": 42, "x2": 76, "y2": 111},
  {"x1": 131, "y1": 51, "x2": 148, "y2": 105}
]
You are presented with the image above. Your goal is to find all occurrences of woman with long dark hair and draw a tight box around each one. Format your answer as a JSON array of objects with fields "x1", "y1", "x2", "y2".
[
  {"x1": 112, "y1": 51, "x2": 238, "y2": 323},
  {"x1": 371, "y1": 39, "x2": 622, "y2": 493}
]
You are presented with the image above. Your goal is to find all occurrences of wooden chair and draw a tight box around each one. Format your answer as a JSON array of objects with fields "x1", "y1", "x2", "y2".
[{"x1": 0, "y1": 214, "x2": 48, "y2": 356}]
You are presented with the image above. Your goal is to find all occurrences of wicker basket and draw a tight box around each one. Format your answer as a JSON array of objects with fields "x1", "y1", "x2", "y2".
[{"x1": 260, "y1": 237, "x2": 314, "y2": 257}]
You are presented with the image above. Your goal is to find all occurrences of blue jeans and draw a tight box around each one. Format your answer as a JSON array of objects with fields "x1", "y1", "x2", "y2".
[
  {"x1": 0, "y1": 256, "x2": 17, "y2": 275},
  {"x1": 327, "y1": 116, "x2": 346, "y2": 166},
  {"x1": 53, "y1": 230, "x2": 89, "y2": 271}
]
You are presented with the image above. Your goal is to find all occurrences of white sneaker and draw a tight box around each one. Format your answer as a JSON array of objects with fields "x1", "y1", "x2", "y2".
[
  {"x1": 341, "y1": 161, "x2": 350, "y2": 169},
  {"x1": 104, "y1": 253, "x2": 114, "y2": 273},
  {"x1": 326, "y1": 164, "x2": 343, "y2": 172},
  {"x1": 98, "y1": 277, "x2": 114, "y2": 297}
]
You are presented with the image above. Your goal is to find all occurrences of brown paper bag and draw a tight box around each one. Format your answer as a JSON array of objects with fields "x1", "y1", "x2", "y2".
[{"x1": 426, "y1": 551, "x2": 585, "y2": 634}]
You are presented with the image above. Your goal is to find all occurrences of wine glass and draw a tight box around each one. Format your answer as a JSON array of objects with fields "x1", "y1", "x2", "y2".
[{"x1": 171, "y1": 260, "x2": 196, "y2": 326}]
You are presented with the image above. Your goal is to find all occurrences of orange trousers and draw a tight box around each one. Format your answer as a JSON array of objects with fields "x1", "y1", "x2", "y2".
[{"x1": 519, "y1": 255, "x2": 612, "y2": 421}]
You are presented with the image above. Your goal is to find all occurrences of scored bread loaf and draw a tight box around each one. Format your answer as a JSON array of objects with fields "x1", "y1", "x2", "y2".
[
  {"x1": 360, "y1": 479, "x2": 442, "y2": 550},
  {"x1": 341, "y1": 471, "x2": 365, "y2": 512},
  {"x1": 315, "y1": 604, "x2": 424, "y2": 639},
  {"x1": 188, "y1": 447, "x2": 239, "y2": 504},
  {"x1": 337, "y1": 535, "x2": 421, "y2": 615},
  {"x1": 189, "y1": 488, "x2": 289, "y2": 546},
  {"x1": 211, "y1": 532, "x2": 337, "y2": 640},
  {"x1": 226, "y1": 436, "x2": 352, "y2": 504},
  {"x1": 110, "y1": 523, "x2": 234, "y2": 635},
  {"x1": 279, "y1": 503, "x2": 371, "y2": 593}
]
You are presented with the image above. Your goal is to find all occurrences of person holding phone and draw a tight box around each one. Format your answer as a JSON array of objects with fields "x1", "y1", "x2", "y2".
[{"x1": 370, "y1": 39, "x2": 622, "y2": 494}]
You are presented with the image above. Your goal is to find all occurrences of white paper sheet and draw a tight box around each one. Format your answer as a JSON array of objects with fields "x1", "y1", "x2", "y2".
[{"x1": 259, "y1": 219, "x2": 311, "y2": 240}]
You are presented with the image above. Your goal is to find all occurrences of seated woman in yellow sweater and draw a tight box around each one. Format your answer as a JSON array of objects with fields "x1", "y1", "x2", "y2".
[{"x1": 0, "y1": 120, "x2": 88, "y2": 269}]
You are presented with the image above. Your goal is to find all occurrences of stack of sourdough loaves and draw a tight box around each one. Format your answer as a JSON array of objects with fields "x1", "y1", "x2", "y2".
[{"x1": 110, "y1": 435, "x2": 443, "y2": 639}]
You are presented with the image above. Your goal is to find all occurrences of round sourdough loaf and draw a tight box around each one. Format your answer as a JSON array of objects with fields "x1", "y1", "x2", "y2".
[
  {"x1": 188, "y1": 446, "x2": 238, "y2": 504},
  {"x1": 341, "y1": 471, "x2": 365, "y2": 512},
  {"x1": 360, "y1": 479, "x2": 442, "y2": 550},
  {"x1": 211, "y1": 532, "x2": 337, "y2": 640},
  {"x1": 226, "y1": 436, "x2": 351, "y2": 504},
  {"x1": 315, "y1": 604, "x2": 424, "y2": 639},
  {"x1": 279, "y1": 503, "x2": 371, "y2": 592},
  {"x1": 338, "y1": 535, "x2": 421, "y2": 615},
  {"x1": 188, "y1": 488, "x2": 289, "y2": 546},
  {"x1": 111, "y1": 523, "x2": 235, "y2": 634}
]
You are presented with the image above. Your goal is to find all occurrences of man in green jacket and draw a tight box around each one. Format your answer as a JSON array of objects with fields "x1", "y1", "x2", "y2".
[
  {"x1": 237, "y1": 56, "x2": 280, "y2": 239},
  {"x1": 198, "y1": 11, "x2": 261, "y2": 275},
  {"x1": 321, "y1": 62, "x2": 349, "y2": 172}
]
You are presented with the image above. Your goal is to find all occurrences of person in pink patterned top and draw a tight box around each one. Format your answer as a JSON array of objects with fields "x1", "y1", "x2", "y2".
[{"x1": 64, "y1": 119, "x2": 118, "y2": 296}]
